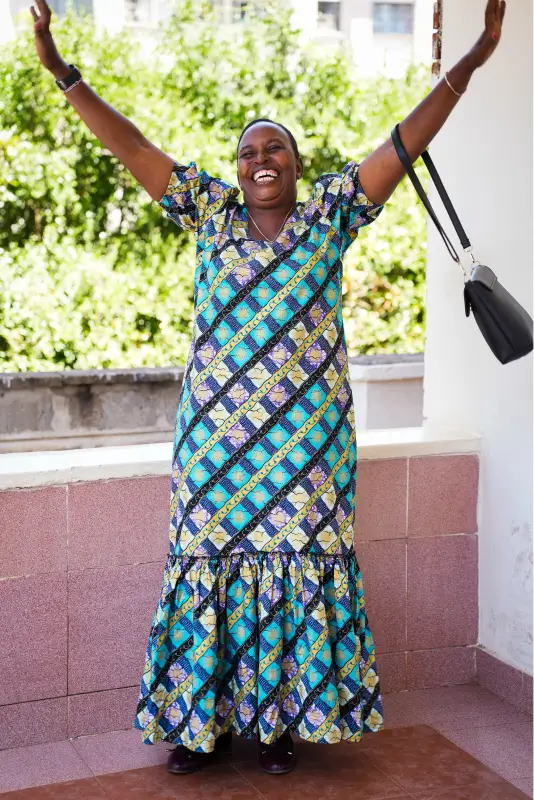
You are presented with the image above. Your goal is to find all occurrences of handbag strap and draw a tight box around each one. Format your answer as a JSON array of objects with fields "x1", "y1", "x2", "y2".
[{"x1": 391, "y1": 123, "x2": 472, "y2": 268}]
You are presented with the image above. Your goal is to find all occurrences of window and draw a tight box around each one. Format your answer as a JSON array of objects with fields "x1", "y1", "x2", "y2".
[
  {"x1": 318, "y1": 1, "x2": 341, "y2": 32},
  {"x1": 373, "y1": 3, "x2": 414, "y2": 34},
  {"x1": 232, "y1": 0, "x2": 247, "y2": 21},
  {"x1": 45, "y1": 0, "x2": 92, "y2": 14}
]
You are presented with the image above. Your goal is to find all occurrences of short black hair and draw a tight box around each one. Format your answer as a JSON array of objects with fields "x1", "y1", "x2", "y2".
[{"x1": 237, "y1": 118, "x2": 300, "y2": 160}]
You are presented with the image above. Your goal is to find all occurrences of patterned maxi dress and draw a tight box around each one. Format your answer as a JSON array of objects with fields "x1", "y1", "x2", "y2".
[{"x1": 135, "y1": 159, "x2": 385, "y2": 751}]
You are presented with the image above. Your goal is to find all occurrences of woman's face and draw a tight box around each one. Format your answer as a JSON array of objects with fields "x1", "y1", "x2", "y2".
[{"x1": 237, "y1": 122, "x2": 303, "y2": 208}]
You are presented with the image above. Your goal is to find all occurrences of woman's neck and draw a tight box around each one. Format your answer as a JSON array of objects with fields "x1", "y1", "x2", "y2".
[{"x1": 245, "y1": 201, "x2": 296, "y2": 241}]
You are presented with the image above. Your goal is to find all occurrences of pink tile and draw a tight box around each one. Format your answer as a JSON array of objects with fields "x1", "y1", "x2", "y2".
[
  {"x1": 508, "y1": 774, "x2": 533, "y2": 798},
  {"x1": 0, "y1": 741, "x2": 91, "y2": 793},
  {"x1": 0, "y1": 697, "x2": 67, "y2": 750},
  {"x1": 68, "y1": 562, "x2": 164, "y2": 694},
  {"x1": 378, "y1": 652, "x2": 406, "y2": 693},
  {"x1": 355, "y1": 459, "x2": 407, "y2": 542},
  {"x1": 0, "y1": 487, "x2": 67, "y2": 579},
  {"x1": 0, "y1": 574, "x2": 67, "y2": 706},
  {"x1": 384, "y1": 684, "x2": 531, "y2": 733},
  {"x1": 68, "y1": 477, "x2": 169, "y2": 570},
  {"x1": 408, "y1": 455, "x2": 479, "y2": 537},
  {"x1": 441, "y1": 723, "x2": 533, "y2": 786},
  {"x1": 68, "y1": 686, "x2": 139, "y2": 738},
  {"x1": 407, "y1": 647, "x2": 476, "y2": 690},
  {"x1": 356, "y1": 539, "x2": 406, "y2": 654},
  {"x1": 523, "y1": 673, "x2": 533, "y2": 716},
  {"x1": 407, "y1": 535, "x2": 478, "y2": 650},
  {"x1": 380, "y1": 690, "x2": 428, "y2": 730},
  {"x1": 476, "y1": 648, "x2": 524, "y2": 711},
  {"x1": 70, "y1": 728, "x2": 169, "y2": 775}
]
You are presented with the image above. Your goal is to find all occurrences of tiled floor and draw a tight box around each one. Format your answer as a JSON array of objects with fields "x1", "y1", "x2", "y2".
[{"x1": 0, "y1": 685, "x2": 532, "y2": 799}]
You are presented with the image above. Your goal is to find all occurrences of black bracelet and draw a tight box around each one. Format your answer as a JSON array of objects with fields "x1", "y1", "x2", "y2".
[{"x1": 55, "y1": 64, "x2": 82, "y2": 93}]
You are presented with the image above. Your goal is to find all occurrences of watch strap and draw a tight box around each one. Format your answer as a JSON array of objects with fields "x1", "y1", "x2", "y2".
[{"x1": 55, "y1": 65, "x2": 82, "y2": 92}]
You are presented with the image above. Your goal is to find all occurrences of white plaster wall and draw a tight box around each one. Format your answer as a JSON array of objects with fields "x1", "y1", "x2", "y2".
[
  {"x1": 92, "y1": 0, "x2": 125, "y2": 34},
  {"x1": 413, "y1": 0, "x2": 433, "y2": 64},
  {"x1": 290, "y1": 0, "x2": 318, "y2": 39},
  {"x1": 423, "y1": 0, "x2": 533, "y2": 673},
  {"x1": 1, "y1": 0, "x2": 15, "y2": 42}
]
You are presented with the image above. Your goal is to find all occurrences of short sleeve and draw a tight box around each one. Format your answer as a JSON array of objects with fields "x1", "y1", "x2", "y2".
[
  {"x1": 311, "y1": 161, "x2": 384, "y2": 252},
  {"x1": 158, "y1": 161, "x2": 239, "y2": 234}
]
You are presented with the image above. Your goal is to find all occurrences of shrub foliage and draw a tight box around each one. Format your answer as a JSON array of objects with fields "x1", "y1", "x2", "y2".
[{"x1": 0, "y1": 0, "x2": 429, "y2": 370}]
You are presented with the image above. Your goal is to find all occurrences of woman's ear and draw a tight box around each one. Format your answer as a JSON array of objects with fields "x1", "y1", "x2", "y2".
[{"x1": 296, "y1": 157, "x2": 304, "y2": 180}]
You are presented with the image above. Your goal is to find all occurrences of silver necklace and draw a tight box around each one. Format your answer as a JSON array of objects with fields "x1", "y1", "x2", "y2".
[{"x1": 246, "y1": 206, "x2": 294, "y2": 243}]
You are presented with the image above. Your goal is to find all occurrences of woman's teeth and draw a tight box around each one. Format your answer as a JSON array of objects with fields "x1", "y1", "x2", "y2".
[{"x1": 254, "y1": 171, "x2": 278, "y2": 183}]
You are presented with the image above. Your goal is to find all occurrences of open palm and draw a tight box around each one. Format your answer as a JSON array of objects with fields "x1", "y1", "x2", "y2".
[
  {"x1": 31, "y1": 0, "x2": 63, "y2": 73},
  {"x1": 469, "y1": 0, "x2": 506, "y2": 69}
]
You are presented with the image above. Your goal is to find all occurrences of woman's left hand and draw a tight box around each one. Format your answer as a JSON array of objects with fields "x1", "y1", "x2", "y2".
[{"x1": 468, "y1": 0, "x2": 506, "y2": 70}]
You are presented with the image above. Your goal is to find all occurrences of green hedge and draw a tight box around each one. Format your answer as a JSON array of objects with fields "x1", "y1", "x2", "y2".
[{"x1": 0, "y1": 0, "x2": 429, "y2": 371}]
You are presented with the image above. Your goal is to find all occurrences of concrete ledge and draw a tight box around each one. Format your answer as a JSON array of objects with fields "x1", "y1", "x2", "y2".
[
  {"x1": 0, "y1": 358, "x2": 426, "y2": 453},
  {"x1": 0, "y1": 426, "x2": 481, "y2": 490},
  {"x1": 0, "y1": 367, "x2": 183, "y2": 453},
  {"x1": 0, "y1": 367, "x2": 184, "y2": 389},
  {"x1": 349, "y1": 353, "x2": 424, "y2": 383}
]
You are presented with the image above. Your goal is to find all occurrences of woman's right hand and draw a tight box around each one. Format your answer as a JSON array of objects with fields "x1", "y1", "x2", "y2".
[{"x1": 31, "y1": 0, "x2": 69, "y2": 77}]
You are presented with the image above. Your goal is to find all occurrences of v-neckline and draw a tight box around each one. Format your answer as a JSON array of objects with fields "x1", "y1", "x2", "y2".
[{"x1": 237, "y1": 203, "x2": 304, "y2": 247}]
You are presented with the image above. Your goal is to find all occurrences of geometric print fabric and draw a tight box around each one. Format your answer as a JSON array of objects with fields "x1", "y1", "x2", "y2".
[{"x1": 135, "y1": 159, "x2": 385, "y2": 750}]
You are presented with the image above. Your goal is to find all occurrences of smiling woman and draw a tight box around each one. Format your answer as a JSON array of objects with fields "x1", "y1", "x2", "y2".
[
  {"x1": 30, "y1": 0, "x2": 506, "y2": 779},
  {"x1": 236, "y1": 119, "x2": 304, "y2": 243},
  {"x1": 137, "y1": 119, "x2": 387, "y2": 774}
]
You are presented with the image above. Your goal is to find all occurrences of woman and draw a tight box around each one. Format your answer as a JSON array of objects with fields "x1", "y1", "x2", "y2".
[{"x1": 32, "y1": 0, "x2": 505, "y2": 776}]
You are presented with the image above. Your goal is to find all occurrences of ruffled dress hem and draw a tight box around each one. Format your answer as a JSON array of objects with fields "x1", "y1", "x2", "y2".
[{"x1": 135, "y1": 550, "x2": 384, "y2": 751}]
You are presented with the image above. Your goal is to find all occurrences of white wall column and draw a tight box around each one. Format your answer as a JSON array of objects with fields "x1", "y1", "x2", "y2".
[
  {"x1": 289, "y1": 0, "x2": 318, "y2": 40},
  {"x1": 92, "y1": 0, "x2": 125, "y2": 34},
  {"x1": 412, "y1": 0, "x2": 433, "y2": 64},
  {"x1": 0, "y1": 0, "x2": 15, "y2": 43},
  {"x1": 423, "y1": 0, "x2": 533, "y2": 673}
]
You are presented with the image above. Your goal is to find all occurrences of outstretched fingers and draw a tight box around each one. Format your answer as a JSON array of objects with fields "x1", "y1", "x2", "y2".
[
  {"x1": 31, "y1": 0, "x2": 51, "y2": 27},
  {"x1": 485, "y1": 0, "x2": 497, "y2": 26},
  {"x1": 486, "y1": 0, "x2": 505, "y2": 29},
  {"x1": 35, "y1": 0, "x2": 50, "y2": 14}
]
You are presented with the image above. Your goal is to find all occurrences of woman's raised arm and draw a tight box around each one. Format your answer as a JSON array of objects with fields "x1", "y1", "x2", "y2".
[
  {"x1": 358, "y1": 0, "x2": 506, "y2": 206},
  {"x1": 31, "y1": 0, "x2": 173, "y2": 201}
]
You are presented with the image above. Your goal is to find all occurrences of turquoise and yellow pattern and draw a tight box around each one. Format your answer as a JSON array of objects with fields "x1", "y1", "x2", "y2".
[{"x1": 135, "y1": 160, "x2": 385, "y2": 751}]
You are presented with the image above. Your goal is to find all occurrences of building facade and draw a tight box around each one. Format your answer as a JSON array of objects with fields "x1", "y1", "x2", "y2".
[
  {"x1": 3, "y1": 0, "x2": 433, "y2": 75},
  {"x1": 290, "y1": 0, "x2": 433, "y2": 76}
]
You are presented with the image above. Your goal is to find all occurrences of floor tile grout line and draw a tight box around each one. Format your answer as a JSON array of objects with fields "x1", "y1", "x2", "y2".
[
  {"x1": 67, "y1": 735, "x2": 101, "y2": 781},
  {"x1": 93, "y1": 773, "x2": 116, "y2": 800},
  {"x1": 229, "y1": 762, "x2": 268, "y2": 799},
  {"x1": 359, "y1": 750, "x2": 417, "y2": 797}
]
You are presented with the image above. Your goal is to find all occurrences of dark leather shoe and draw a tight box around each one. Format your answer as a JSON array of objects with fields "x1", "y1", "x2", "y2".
[
  {"x1": 167, "y1": 731, "x2": 232, "y2": 775},
  {"x1": 258, "y1": 732, "x2": 296, "y2": 774}
]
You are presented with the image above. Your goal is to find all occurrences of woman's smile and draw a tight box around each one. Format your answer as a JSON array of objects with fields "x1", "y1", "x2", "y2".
[{"x1": 252, "y1": 169, "x2": 280, "y2": 184}]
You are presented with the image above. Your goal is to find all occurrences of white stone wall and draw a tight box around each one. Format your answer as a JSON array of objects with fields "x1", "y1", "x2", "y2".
[
  {"x1": 423, "y1": 0, "x2": 533, "y2": 673},
  {"x1": 1, "y1": 0, "x2": 14, "y2": 42}
]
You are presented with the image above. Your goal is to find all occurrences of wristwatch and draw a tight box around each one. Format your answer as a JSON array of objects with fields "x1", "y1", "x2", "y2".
[{"x1": 55, "y1": 64, "x2": 82, "y2": 93}]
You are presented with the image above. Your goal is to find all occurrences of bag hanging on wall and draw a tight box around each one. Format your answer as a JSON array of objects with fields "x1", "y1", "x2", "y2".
[{"x1": 391, "y1": 123, "x2": 533, "y2": 365}]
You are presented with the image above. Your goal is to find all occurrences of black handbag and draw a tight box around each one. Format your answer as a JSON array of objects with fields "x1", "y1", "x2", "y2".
[{"x1": 391, "y1": 123, "x2": 533, "y2": 365}]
